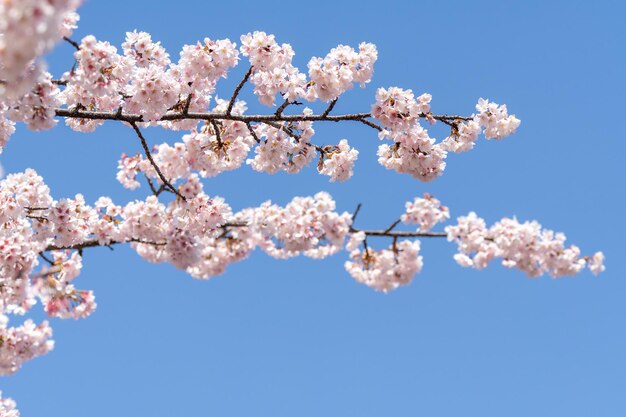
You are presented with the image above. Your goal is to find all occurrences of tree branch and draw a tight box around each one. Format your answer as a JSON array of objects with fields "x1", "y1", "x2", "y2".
[
  {"x1": 321, "y1": 98, "x2": 338, "y2": 117},
  {"x1": 245, "y1": 122, "x2": 261, "y2": 143},
  {"x1": 351, "y1": 228, "x2": 447, "y2": 238},
  {"x1": 226, "y1": 66, "x2": 253, "y2": 115},
  {"x1": 63, "y1": 36, "x2": 80, "y2": 50},
  {"x1": 54, "y1": 108, "x2": 470, "y2": 127},
  {"x1": 45, "y1": 238, "x2": 166, "y2": 252},
  {"x1": 274, "y1": 99, "x2": 291, "y2": 116},
  {"x1": 129, "y1": 122, "x2": 186, "y2": 201}
]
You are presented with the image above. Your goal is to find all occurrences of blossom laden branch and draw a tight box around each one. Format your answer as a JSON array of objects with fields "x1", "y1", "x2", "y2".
[{"x1": 0, "y1": 15, "x2": 602, "y2": 415}]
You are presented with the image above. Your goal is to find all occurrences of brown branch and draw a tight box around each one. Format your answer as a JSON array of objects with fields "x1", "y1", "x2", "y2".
[
  {"x1": 383, "y1": 219, "x2": 402, "y2": 234},
  {"x1": 226, "y1": 66, "x2": 253, "y2": 115},
  {"x1": 45, "y1": 238, "x2": 167, "y2": 252},
  {"x1": 275, "y1": 99, "x2": 291, "y2": 116},
  {"x1": 351, "y1": 203, "x2": 362, "y2": 223},
  {"x1": 356, "y1": 117, "x2": 383, "y2": 131},
  {"x1": 44, "y1": 223, "x2": 246, "y2": 253},
  {"x1": 352, "y1": 228, "x2": 447, "y2": 238},
  {"x1": 262, "y1": 120, "x2": 326, "y2": 154},
  {"x1": 350, "y1": 204, "x2": 446, "y2": 239},
  {"x1": 145, "y1": 175, "x2": 169, "y2": 197},
  {"x1": 39, "y1": 253, "x2": 55, "y2": 266},
  {"x1": 210, "y1": 120, "x2": 224, "y2": 148},
  {"x1": 321, "y1": 98, "x2": 338, "y2": 117},
  {"x1": 26, "y1": 215, "x2": 48, "y2": 222},
  {"x1": 245, "y1": 122, "x2": 261, "y2": 143},
  {"x1": 54, "y1": 108, "x2": 467, "y2": 126},
  {"x1": 63, "y1": 36, "x2": 80, "y2": 50},
  {"x1": 264, "y1": 121, "x2": 299, "y2": 140},
  {"x1": 129, "y1": 122, "x2": 185, "y2": 201}
]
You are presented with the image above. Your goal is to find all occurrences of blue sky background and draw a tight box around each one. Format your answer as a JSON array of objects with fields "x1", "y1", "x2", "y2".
[{"x1": 3, "y1": 0, "x2": 626, "y2": 416}]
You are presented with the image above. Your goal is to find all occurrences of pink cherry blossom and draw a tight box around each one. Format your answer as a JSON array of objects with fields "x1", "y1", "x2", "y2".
[
  {"x1": 318, "y1": 139, "x2": 359, "y2": 182},
  {"x1": 401, "y1": 194, "x2": 450, "y2": 232},
  {"x1": 345, "y1": 240, "x2": 423, "y2": 292}
]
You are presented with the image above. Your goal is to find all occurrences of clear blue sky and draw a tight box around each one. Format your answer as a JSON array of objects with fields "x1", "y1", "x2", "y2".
[{"x1": 4, "y1": 1, "x2": 626, "y2": 416}]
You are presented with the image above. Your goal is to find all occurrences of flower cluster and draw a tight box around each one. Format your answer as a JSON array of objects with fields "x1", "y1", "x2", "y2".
[
  {"x1": 61, "y1": 35, "x2": 133, "y2": 131},
  {"x1": 372, "y1": 87, "x2": 520, "y2": 180},
  {"x1": 0, "y1": 317, "x2": 54, "y2": 375},
  {"x1": 240, "y1": 31, "x2": 307, "y2": 106},
  {"x1": 6, "y1": 73, "x2": 61, "y2": 132},
  {"x1": 307, "y1": 42, "x2": 378, "y2": 102},
  {"x1": 0, "y1": 392, "x2": 19, "y2": 417},
  {"x1": 377, "y1": 123, "x2": 448, "y2": 181},
  {"x1": 445, "y1": 212, "x2": 605, "y2": 277},
  {"x1": 0, "y1": 0, "x2": 80, "y2": 97},
  {"x1": 0, "y1": 105, "x2": 16, "y2": 154},
  {"x1": 247, "y1": 109, "x2": 316, "y2": 175},
  {"x1": 440, "y1": 119, "x2": 482, "y2": 153},
  {"x1": 318, "y1": 139, "x2": 359, "y2": 182},
  {"x1": 240, "y1": 32, "x2": 377, "y2": 106},
  {"x1": 401, "y1": 193, "x2": 450, "y2": 232},
  {"x1": 35, "y1": 252, "x2": 96, "y2": 319},
  {"x1": 371, "y1": 87, "x2": 431, "y2": 132},
  {"x1": 474, "y1": 98, "x2": 521, "y2": 140},
  {"x1": 345, "y1": 238, "x2": 423, "y2": 292},
  {"x1": 254, "y1": 192, "x2": 353, "y2": 259}
]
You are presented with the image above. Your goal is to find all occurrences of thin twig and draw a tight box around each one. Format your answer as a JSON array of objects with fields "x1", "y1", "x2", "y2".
[
  {"x1": 356, "y1": 117, "x2": 383, "y2": 132},
  {"x1": 352, "y1": 228, "x2": 447, "y2": 238},
  {"x1": 275, "y1": 99, "x2": 291, "y2": 116},
  {"x1": 63, "y1": 36, "x2": 80, "y2": 50},
  {"x1": 226, "y1": 66, "x2": 253, "y2": 115},
  {"x1": 129, "y1": 122, "x2": 185, "y2": 201},
  {"x1": 351, "y1": 203, "x2": 362, "y2": 223},
  {"x1": 39, "y1": 253, "x2": 55, "y2": 266},
  {"x1": 245, "y1": 122, "x2": 261, "y2": 143},
  {"x1": 145, "y1": 175, "x2": 168, "y2": 197},
  {"x1": 321, "y1": 98, "x2": 338, "y2": 117},
  {"x1": 264, "y1": 121, "x2": 299, "y2": 140},
  {"x1": 210, "y1": 120, "x2": 224, "y2": 148},
  {"x1": 383, "y1": 219, "x2": 402, "y2": 234}
]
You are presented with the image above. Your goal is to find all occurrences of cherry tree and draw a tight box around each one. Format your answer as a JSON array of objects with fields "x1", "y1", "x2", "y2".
[{"x1": 0, "y1": 1, "x2": 606, "y2": 414}]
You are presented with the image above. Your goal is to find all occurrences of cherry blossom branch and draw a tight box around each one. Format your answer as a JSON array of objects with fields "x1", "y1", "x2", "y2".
[
  {"x1": 42, "y1": 222, "x2": 248, "y2": 252},
  {"x1": 54, "y1": 108, "x2": 468, "y2": 128},
  {"x1": 129, "y1": 121, "x2": 186, "y2": 201},
  {"x1": 44, "y1": 238, "x2": 166, "y2": 252},
  {"x1": 349, "y1": 203, "x2": 447, "y2": 238}
]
